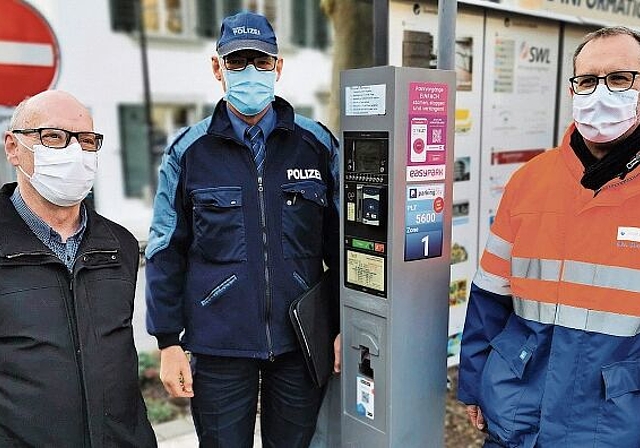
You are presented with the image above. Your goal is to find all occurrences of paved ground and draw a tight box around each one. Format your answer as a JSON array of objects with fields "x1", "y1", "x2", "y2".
[
  {"x1": 154, "y1": 417, "x2": 198, "y2": 448},
  {"x1": 155, "y1": 416, "x2": 263, "y2": 447}
]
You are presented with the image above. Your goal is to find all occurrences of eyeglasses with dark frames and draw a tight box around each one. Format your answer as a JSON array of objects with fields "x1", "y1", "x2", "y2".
[
  {"x1": 223, "y1": 55, "x2": 277, "y2": 72},
  {"x1": 12, "y1": 128, "x2": 103, "y2": 151},
  {"x1": 569, "y1": 70, "x2": 640, "y2": 95}
]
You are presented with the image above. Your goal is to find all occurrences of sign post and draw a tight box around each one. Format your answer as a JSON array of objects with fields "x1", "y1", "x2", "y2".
[{"x1": 0, "y1": 0, "x2": 60, "y2": 107}]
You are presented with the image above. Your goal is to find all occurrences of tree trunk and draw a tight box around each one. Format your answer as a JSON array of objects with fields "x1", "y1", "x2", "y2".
[{"x1": 321, "y1": 0, "x2": 374, "y2": 133}]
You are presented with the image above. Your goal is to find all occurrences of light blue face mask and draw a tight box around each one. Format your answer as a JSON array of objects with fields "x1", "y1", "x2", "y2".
[{"x1": 223, "y1": 65, "x2": 276, "y2": 116}]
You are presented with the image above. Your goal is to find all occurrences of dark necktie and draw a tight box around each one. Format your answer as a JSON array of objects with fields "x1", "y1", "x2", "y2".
[{"x1": 246, "y1": 125, "x2": 265, "y2": 174}]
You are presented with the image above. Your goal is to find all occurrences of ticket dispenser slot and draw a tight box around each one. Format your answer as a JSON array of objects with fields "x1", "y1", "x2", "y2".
[
  {"x1": 361, "y1": 186, "x2": 382, "y2": 226},
  {"x1": 344, "y1": 306, "x2": 386, "y2": 432}
]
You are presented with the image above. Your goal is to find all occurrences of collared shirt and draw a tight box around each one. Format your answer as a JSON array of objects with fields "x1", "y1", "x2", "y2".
[
  {"x1": 226, "y1": 103, "x2": 276, "y2": 155},
  {"x1": 10, "y1": 187, "x2": 87, "y2": 271}
]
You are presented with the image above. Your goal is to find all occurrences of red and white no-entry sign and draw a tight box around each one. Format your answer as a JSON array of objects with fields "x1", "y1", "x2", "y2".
[{"x1": 0, "y1": 0, "x2": 60, "y2": 107}]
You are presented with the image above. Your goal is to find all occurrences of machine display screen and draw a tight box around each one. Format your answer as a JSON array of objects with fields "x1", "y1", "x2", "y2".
[{"x1": 354, "y1": 140, "x2": 385, "y2": 173}]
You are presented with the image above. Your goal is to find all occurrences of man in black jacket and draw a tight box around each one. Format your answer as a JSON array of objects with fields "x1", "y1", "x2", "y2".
[{"x1": 0, "y1": 90, "x2": 156, "y2": 447}]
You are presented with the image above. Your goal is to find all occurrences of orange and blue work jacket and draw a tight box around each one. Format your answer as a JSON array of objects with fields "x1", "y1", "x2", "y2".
[{"x1": 459, "y1": 124, "x2": 640, "y2": 448}]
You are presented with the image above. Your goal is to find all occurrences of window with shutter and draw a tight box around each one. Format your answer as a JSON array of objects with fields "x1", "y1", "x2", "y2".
[
  {"x1": 141, "y1": 0, "x2": 195, "y2": 37},
  {"x1": 110, "y1": 0, "x2": 207, "y2": 39},
  {"x1": 291, "y1": 0, "x2": 329, "y2": 50},
  {"x1": 119, "y1": 104, "x2": 201, "y2": 197},
  {"x1": 119, "y1": 105, "x2": 150, "y2": 198},
  {"x1": 109, "y1": 0, "x2": 139, "y2": 32},
  {"x1": 196, "y1": 0, "x2": 216, "y2": 38},
  {"x1": 212, "y1": 0, "x2": 243, "y2": 30}
]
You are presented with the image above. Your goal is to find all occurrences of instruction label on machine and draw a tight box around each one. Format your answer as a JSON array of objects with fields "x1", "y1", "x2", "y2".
[
  {"x1": 346, "y1": 250, "x2": 385, "y2": 293},
  {"x1": 405, "y1": 184, "x2": 445, "y2": 261},
  {"x1": 356, "y1": 375, "x2": 375, "y2": 420},
  {"x1": 345, "y1": 84, "x2": 386, "y2": 116}
]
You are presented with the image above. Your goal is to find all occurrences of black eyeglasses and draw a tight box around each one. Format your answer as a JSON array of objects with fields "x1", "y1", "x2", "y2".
[
  {"x1": 12, "y1": 128, "x2": 103, "y2": 151},
  {"x1": 223, "y1": 55, "x2": 277, "y2": 72},
  {"x1": 569, "y1": 70, "x2": 640, "y2": 95}
]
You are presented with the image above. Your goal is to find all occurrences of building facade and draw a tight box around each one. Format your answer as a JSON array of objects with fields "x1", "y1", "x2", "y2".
[{"x1": 0, "y1": 0, "x2": 333, "y2": 240}]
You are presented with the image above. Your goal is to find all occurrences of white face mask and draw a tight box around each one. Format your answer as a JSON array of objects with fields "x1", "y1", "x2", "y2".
[
  {"x1": 16, "y1": 139, "x2": 98, "y2": 207},
  {"x1": 572, "y1": 84, "x2": 639, "y2": 143}
]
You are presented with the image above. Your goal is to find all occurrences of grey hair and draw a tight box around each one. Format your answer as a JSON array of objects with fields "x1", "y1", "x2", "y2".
[{"x1": 573, "y1": 26, "x2": 640, "y2": 74}]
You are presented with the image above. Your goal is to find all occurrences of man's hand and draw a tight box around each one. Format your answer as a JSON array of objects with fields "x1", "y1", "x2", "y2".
[
  {"x1": 466, "y1": 404, "x2": 486, "y2": 431},
  {"x1": 333, "y1": 333, "x2": 341, "y2": 373},
  {"x1": 159, "y1": 345, "x2": 194, "y2": 398}
]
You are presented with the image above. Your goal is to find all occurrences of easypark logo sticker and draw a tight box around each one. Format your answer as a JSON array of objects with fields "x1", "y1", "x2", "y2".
[{"x1": 406, "y1": 164, "x2": 445, "y2": 182}]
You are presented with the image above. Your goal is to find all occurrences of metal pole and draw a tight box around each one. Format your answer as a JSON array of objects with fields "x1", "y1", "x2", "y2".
[
  {"x1": 373, "y1": 0, "x2": 389, "y2": 66},
  {"x1": 437, "y1": 0, "x2": 457, "y2": 70},
  {"x1": 135, "y1": 0, "x2": 156, "y2": 193}
]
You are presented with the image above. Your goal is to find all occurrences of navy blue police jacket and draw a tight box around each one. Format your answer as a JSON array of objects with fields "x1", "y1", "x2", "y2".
[{"x1": 145, "y1": 97, "x2": 340, "y2": 359}]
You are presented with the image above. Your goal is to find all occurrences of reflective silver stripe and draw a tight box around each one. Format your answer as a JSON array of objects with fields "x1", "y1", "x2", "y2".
[
  {"x1": 512, "y1": 257, "x2": 562, "y2": 282},
  {"x1": 473, "y1": 265, "x2": 511, "y2": 296},
  {"x1": 510, "y1": 258, "x2": 640, "y2": 293},
  {"x1": 485, "y1": 231, "x2": 512, "y2": 261},
  {"x1": 562, "y1": 260, "x2": 640, "y2": 293},
  {"x1": 513, "y1": 296, "x2": 640, "y2": 337}
]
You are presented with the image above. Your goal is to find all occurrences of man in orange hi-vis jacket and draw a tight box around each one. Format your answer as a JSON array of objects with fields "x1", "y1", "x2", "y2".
[{"x1": 459, "y1": 26, "x2": 640, "y2": 448}]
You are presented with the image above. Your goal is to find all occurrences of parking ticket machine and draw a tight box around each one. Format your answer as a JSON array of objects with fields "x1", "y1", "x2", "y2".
[{"x1": 340, "y1": 66, "x2": 455, "y2": 447}]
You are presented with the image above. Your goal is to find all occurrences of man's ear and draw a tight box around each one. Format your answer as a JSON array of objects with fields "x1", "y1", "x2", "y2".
[
  {"x1": 275, "y1": 57, "x2": 284, "y2": 82},
  {"x1": 4, "y1": 132, "x2": 20, "y2": 167},
  {"x1": 212, "y1": 56, "x2": 223, "y2": 81}
]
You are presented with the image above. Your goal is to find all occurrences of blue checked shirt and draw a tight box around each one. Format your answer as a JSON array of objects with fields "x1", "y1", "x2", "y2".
[{"x1": 11, "y1": 187, "x2": 87, "y2": 271}]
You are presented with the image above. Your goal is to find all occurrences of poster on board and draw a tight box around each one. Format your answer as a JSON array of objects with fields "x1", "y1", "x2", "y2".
[
  {"x1": 478, "y1": 13, "x2": 560, "y2": 259},
  {"x1": 389, "y1": 1, "x2": 485, "y2": 366}
]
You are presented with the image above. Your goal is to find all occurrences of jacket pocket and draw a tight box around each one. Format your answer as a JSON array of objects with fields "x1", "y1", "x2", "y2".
[
  {"x1": 192, "y1": 187, "x2": 247, "y2": 263},
  {"x1": 293, "y1": 271, "x2": 310, "y2": 291},
  {"x1": 281, "y1": 181, "x2": 327, "y2": 259},
  {"x1": 200, "y1": 274, "x2": 239, "y2": 307},
  {"x1": 480, "y1": 329, "x2": 539, "y2": 442},
  {"x1": 596, "y1": 360, "x2": 640, "y2": 446}
]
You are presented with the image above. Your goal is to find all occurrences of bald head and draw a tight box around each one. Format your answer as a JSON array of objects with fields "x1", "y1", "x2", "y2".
[
  {"x1": 4, "y1": 90, "x2": 97, "y2": 201},
  {"x1": 9, "y1": 90, "x2": 93, "y2": 131}
]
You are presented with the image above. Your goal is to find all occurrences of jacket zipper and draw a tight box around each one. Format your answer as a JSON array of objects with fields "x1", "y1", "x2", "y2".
[
  {"x1": 594, "y1": 170, "x2": 640, "y2": 195},
  {"x1": 70, "y1": 249, "x2": 118, "y2": 446},
  {"x1": 4, "y1": 250, "x2": 52, "y2": 259},
  {"x1": 257, "y1": 176, "x2": 275, "y2": 361},
  {"x1": 67, "y1": 270, "x2": 91, "y2": 446}
]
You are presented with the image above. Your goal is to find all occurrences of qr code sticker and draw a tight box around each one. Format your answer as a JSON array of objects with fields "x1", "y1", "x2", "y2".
[{"x1": 432, "y1": 128, "x2": 442, "y2": 143}]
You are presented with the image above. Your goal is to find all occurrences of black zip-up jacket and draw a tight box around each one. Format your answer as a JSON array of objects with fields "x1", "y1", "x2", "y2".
[{"x1": 0, "y1": 183, "x2": 156, "y2": 448}]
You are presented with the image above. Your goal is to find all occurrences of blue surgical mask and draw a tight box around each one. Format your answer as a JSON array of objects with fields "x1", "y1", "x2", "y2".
[{"x1": 223, "y1": 65, "x2": 276, "y2": 116}]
